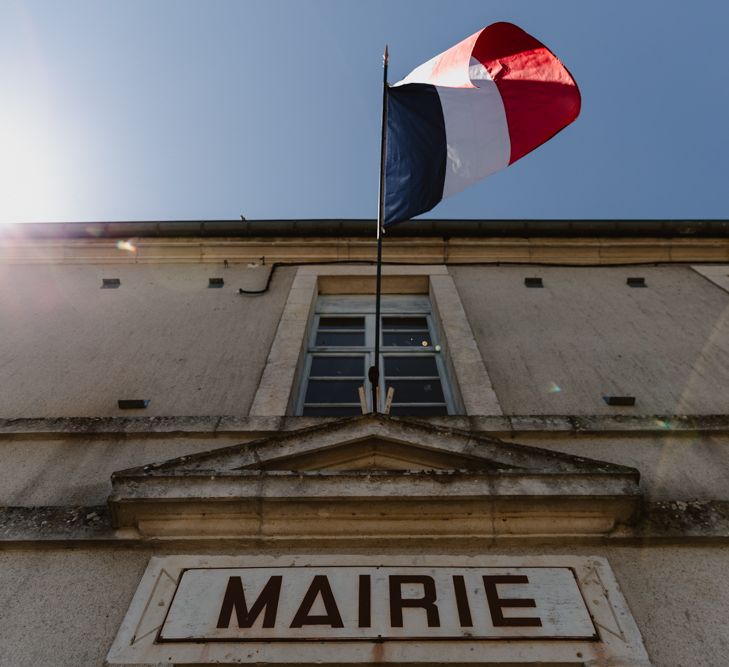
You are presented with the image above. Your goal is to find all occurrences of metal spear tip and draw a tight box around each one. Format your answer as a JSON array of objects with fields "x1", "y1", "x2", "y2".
[{"x1": 383, "y1": 45, "x2": 389, "y2": 65}]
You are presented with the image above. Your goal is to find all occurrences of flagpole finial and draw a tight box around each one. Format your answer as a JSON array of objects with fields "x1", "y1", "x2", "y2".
[{"x1": 383, "y1": 44, "x2": 388, "y2": 66}]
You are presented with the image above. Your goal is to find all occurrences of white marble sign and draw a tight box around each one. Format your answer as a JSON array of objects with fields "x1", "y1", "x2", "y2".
[
  {"x1": 107, "y1": 555, "x2": 651, "y2": 666},
  {"x1": 160, "y1": 566, "x2": 595, "y2": 641}
]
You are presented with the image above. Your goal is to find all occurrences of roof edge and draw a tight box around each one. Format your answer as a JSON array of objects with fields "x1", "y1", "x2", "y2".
[{"x1": 2, "y1": 218, "x2": 729, "y2": 239}]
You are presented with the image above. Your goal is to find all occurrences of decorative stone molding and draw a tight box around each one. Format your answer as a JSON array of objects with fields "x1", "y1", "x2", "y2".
[{"x1": 108, "y1": 415, "x2": 641, "y2": 541}]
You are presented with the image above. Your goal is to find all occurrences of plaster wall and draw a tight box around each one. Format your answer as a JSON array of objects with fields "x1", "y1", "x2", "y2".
[
  {"x1": 450, "y1": 265, "x2": 729, "y2": 415},
  {"x1": 4, "y1": 262, "x2": 729, "y2": 420},
  {"x1": 0, "y1": 264, "x2": 295, "y2": 418},
  {"x1": 0, "y1": 435, "x2": 248, "y2": 506},
  {"x1": 0, "y1": 545, "x2": 725, "y2": 667},
  {"x1": 510, "y1": 433, "x2": 729, "y2": 502}
]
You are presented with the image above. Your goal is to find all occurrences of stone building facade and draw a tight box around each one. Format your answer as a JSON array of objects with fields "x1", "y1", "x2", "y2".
[{"x1": 0, "y1": 219, "x2": 728, "y2": 666}]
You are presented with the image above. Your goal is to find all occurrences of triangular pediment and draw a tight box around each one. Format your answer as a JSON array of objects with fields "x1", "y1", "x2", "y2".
[
  {"x1": 114, "y1": 414, "x2": 635, "y2": 477},
  {"x1": 245, "y1": 436, "x2": 504, "y2": 472},
  {"x1": 109, "y1": 415, "x2": 642, "y2": 540}
]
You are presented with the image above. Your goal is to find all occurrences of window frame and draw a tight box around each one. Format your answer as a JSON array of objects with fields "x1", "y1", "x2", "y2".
[
  {"x1": 296, "y1": 295, "x2": 456, "y2": 416},
  {"x1": 249, "y1": 265, "x2": 501, "y2": 418}
]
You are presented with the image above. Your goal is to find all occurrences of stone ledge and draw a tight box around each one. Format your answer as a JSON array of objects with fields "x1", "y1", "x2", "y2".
[
  {"x1": 2, "y1": 414, "x2": 729, "y2": 438},
  {"x1": 634, "y1": 500, "x2": 729, "y2": 540},
  {"x1": 1, "y1": 501, "x2": 728, "y2": 546},
  {"x1": 0, "y1": 505, "x2": 113, "y2": 541}
]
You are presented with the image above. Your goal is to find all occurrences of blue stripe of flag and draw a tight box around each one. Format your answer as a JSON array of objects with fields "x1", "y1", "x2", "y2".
[{"x1": 384, "y1": 84, "x2": 447, "y2": 227}]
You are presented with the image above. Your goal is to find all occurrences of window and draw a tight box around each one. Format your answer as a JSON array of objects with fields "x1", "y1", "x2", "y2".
[
  {"x1": 297, "y1": 295, "x2": 453, "y2": 416},
  {"x1": 251, "y1": 266, "x2": 497, "y2": 417}
]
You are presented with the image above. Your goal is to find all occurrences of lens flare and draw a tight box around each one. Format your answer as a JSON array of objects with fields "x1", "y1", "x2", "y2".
[
  {"x1": 116, "y1": 240, "x2": 136, "y2": 252},
  {"x1": 547, "y1": 381, "x2": 561, "y2": 393}
]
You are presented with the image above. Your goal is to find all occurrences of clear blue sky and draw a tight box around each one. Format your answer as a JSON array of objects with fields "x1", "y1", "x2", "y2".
[{"x1": 1, "y1": 0, "x2": 727, "y2": 223}]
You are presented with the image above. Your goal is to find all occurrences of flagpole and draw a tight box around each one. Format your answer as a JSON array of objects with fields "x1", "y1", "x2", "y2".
[{"x1": 369, "y1": 45, "x2": 388, "y2": 414}]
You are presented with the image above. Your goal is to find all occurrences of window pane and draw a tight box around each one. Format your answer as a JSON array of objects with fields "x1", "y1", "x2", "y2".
[
  {"x1": 305, "y1": 379, "x2": 362, "y2": 403},
  {"x1": 301, "y1": 298, "x2": 452, "y2": 417},
  {"x1": 383, "y1": 332, "x2": 432, "y2": 347},
  {"x1": 316, "y1": 331, "x2": 365, "y2": 346},
  {"x1": 319, "y1": 316, "x2": 365, "y2": 330},
  {"x1": 382, "y1": 316, "x2": 428, "y2": 330},
  {"x1": 388, "y1": 379, "x2": 445, "y2": 403},
  {"x1": 390, "y1": 405, "x2": 448, "y2": 417},
  {"x1": 303, "y1": 406, "x2": 362, "y2": 417},
  {"x1": 384, "y1": 356, "x2": 438, "y2": 377},
  {"x1": 310, "y1": 356, "x2": 364, "y2": 377}
]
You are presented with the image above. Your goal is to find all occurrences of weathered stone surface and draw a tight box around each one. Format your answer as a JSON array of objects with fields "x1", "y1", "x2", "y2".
[
  {"x1": 0, "y1": 505, "x2": 114, "y2": 541},
  {"x1": 108, "y1": 415, "x2": 641, "y2": 540},
  {"x1": 5, "y1": 414, "x2": 729, "y2": 438},
  {"x1": 4, "y1": 501, "x2": 729, "y2": 545},
  {"x1": 635, "y1": 500, "x2": 729, "y2": 540}
]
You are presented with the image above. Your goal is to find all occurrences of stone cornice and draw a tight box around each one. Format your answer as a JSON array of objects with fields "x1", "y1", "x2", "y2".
[
  {"x1": 2, "y1": 414, "x2": 729, "y2": 438},
  {"x1": 1, "y1": 235, "x2": 728, "y2": 265}
]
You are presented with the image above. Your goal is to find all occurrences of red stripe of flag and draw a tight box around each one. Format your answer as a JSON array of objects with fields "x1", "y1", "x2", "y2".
[{"x1": 471, "y1": 22, "x2": 581, "y2": 164}]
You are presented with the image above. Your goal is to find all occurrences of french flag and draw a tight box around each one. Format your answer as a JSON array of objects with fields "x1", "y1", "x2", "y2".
[{"x1": 384, "y1": 22, "x2": 581, "y2": 226}]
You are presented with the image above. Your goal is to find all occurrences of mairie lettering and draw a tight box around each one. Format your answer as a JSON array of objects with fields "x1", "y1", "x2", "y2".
[{"x1": 215, "y1": 572, "x2": 541, "y2": 630}]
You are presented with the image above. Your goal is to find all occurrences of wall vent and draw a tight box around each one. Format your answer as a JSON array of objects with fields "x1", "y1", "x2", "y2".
[
  {"x1": 118, "y1": 399, "x2": 150, "y2": 409},
  {"x1": 101, "y1": 278, "x2": 121, "y2": 288},
  {"x1": 208, "y1": 278, "x2": 225, "y2": 288},
  {"x1": 524, "y1": 277, "x2": 543, "y2": 288},
  {"x1": 627, "y1": 277, "x2": 646, "y2": 287},
  {"x1": 603, "y1": 395, "x2": 636, "y2": 406}
]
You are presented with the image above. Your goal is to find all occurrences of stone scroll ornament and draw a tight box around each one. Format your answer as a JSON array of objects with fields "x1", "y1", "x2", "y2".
[{"x1": 384, "y1": 22, "x2": 581, "y2": 226}]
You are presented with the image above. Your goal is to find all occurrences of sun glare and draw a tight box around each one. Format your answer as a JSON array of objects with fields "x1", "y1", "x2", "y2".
[{"x1": 0, "y1": 109, "x2": 70, "y2": 224}]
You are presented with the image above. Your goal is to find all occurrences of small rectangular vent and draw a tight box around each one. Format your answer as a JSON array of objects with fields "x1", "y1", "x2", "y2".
[
  {"x1": 208, "y1": 278, "x2": 225, "y2": 288},
  {"x1": 603, "y1": 395, "x2": 636, "y2": 406},
  {"x1": 101, "y1": 278, "x2": 121, "y2": 289},
  {"x1": 524, "y1": 277, "x2": 543, "y2": 288},
  {"x1": 627, "y1": 277, "x2": 646, "y2": 287},
  {"x1": 118, "y1": 399, "x2": 150, "y2": 409}
]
